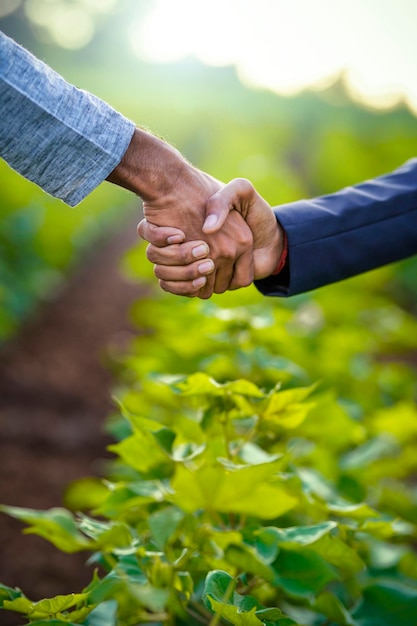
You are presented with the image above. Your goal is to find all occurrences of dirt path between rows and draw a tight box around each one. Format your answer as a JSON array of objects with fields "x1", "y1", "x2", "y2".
[{"x1": 0, "y1": 216, "x2": 148, "y2": 624}]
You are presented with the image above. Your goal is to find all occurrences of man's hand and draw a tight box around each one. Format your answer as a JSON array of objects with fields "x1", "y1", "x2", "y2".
[
  {"x1": 138, "y1": 178, "x2": 284, "y2": 296},
  {"x1": 107, "y1": 129, "x2": 254, "y2": 297}
]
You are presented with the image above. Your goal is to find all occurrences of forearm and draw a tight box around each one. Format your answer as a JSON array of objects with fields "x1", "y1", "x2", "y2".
[
  {"x1": 106, "y1": 127, "x2": 192, "y2": 202},
  {"x1": 255, "y1": 158, "x2": 417, "y2": 296},
  {"x1": 0, "y1": 32, "x2": 135, "y2": 206}
]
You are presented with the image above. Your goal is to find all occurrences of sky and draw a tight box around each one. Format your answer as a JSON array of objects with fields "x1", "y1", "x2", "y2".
[{"x1": 129, "y1": 0, "x2": 417, "y2": 114}]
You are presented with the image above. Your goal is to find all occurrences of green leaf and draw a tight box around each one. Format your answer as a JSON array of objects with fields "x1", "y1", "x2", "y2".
[
  {"x1": 257, "y1": 522, "x2": 337, "y2": 548},
  {"x1": 341, "y1": 436, "x2": 399, "y2": 471},
  {"x1": 173, "y1": 373, "x2": 223, "y2": 396},
  {"x1": 64, "y1": 478, "x2": 109, "y2": 512},
  {"x1": 3, "y1": 593, "x2": 89, "y2": 621},
  {"x1": 31, "y1": 594, "x2": 88, "y2": 615},
  {"x1": 296, "y1": 391, "x2": 365, "y2": 450},
  {"x1": 255, "y1": 607, "x2": 297, "y2": 625},
  {"x1": 208, "y1": 598, "x2": 265, "y2": 626},
  {"x1": 130, "y1": 583, "x2": 170, "y2": 613},
  {"x1": 0, "y1": 506, "x2": 92, "y2": 553},
  {"x1": 211, "y1": 529, "x2": 244, "y2": 551},
  {"x1": 273, "y1": 549, "x2": 339, "y2": 598},
  {"x1": 84, "y1": 600, "x2": 117, "y2": 626},
  {"x1": 262, "y1": 384, "x2": 317, "y2": 429},
  {"x1": 224, "y1": 544, "x2": 276, "y2": 582},
  {"x1": 359, "y1": 518, "x2": 414, "y2": 540},
  {"x1": 108, "y1": 429, "x2": 172, "y2": 474},
  {"x1": 22, "y1": 622, "x2": 79, "y2": 626},
  {"x1": 94, "y1": 480, "x2": 166, "y2": 518},
  {"x1": 2, "y1": 596, "x2": 33, "y2": 616},
  {"x1": 0, "y1": 583, "x2": 23, "y2": 605},
  {"x1": 326, "y1": 502, "x2": 379, "y2": 520},
  {"x1": 148, "y1": 506, "x2": 184, "y2": 549},
  {"x1": 153, "y1": 427, "x2": 176, "y2": 453},
  {"x1": 369, "y1": 402, "x2": 417, "y2": 444},
  {"x1": 174, "y1": 373, "x2": 264, "y2": 398},
  {"x1": 172, "y1": 460, "x2": 298, "y2": 518},
  {"x1": 203, "y1": 570, "x2": 237, "y2": 608},
  {"x1": 222, "y1": 379, "x2": 266, "y2": 398},
  {"x1": 351, "y1": 581, "x2": 417, "y2": 626},
  {"x1": 77, "y1": 517, "x2": 135, "y2": 552},
  {"x1": 310, "y1": 533, "x2": 364, "y2": 575},
  {"x1": 238, "y1": 442, "x2": 284, "y2": 466},
  {"x1": 314, "y1": 592, "x2": 357, "y2": 626},
  {"x1": 257, "y1": 523, "x2": 363, "y2": 576}
]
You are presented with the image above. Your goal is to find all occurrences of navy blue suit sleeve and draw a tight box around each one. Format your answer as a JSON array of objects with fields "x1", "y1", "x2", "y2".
[{"x1": 255, "y1": 158, "x2": 417, "y2": 297}]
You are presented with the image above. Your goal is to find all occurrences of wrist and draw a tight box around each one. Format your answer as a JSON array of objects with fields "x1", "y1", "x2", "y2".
[
  {"x1": 271, "y1": 225, "x2": 287, "y2": 275},
  {"x1": 106, "y1": 127, "x2": 190, "y2": 202}
]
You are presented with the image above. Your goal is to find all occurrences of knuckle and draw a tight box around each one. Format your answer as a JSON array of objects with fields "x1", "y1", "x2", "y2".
[
  {"x1": 153, "y1": 265, "x2": 165, "y2": 279},
  {"x1": 236, "y1": 177, "x2": 253, "y2": 196},
  {"x1": 223, "y1": 244, "x2": 237, "y2": 261},
  {"x1": 159, "y1": 280, "x2": 170, "y2": 293},
  {"x1": 185, "y1": 265, "x2": 199, "y2": 280},
  {"x1": 240, "y1": 275, "x2": 254, "y2": 288},
  {"x1": 238, "y1": 228, "x2": 253, "y2": 247},
  {"x1": 243, "y1": 231, "x2": 254, "y2": 246},
  {"x1": 146, "y1": 244, "x2": 157, "y2": 263},
  {"x1": 179, "y1": 245, "x2": 191, "y2": 264},
  {"x1": 137, "y1": 218, "x2": 148, "y2": 238}
]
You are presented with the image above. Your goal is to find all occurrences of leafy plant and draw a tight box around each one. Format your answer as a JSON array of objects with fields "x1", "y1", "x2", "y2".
[{"x1": 2, "y1": 367, "x2": 417, "y2": 625}]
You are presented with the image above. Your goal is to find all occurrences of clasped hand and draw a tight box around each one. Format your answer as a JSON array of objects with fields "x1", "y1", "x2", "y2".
[{"x1": 139, "y1": 178, "x2": 284, "y2": 298}]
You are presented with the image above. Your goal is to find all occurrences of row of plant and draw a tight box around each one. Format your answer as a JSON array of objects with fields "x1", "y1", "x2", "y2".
[
  {"x1": 2, "y1": 245, "x2": 417, "y2": 625},
  {"x1": 0, "y1": 158, "x2": 133, "y2": 344}
]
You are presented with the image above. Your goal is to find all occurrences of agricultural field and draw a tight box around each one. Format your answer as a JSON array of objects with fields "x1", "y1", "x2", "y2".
[{"x1": 1, "y1": 3, "x2": 417, "y2": 625}]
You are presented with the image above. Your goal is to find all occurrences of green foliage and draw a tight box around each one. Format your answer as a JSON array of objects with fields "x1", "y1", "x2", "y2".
[{"x1": 2, "y1": 361, "x2": 417, "y2": 624}]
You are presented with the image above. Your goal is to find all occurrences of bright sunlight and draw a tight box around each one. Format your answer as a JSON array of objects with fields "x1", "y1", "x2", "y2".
[{"x1": 130, "y1": 0, "x2": 417, "y2": 113}]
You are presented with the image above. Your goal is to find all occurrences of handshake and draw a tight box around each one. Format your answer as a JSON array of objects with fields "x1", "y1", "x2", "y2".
[{"x1": 110, "y1": 128, "x2": 285, "y2": 299}]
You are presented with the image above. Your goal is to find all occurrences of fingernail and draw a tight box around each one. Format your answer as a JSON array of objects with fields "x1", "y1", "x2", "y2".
[
  {"x1": 192, "y1": 243, "x2": 209, "y2": 258},
  {"x1": 198, "y1": 260, "x2": 214, "y2": 274},
  {"x1": 203, "y1": 215, "x2": 218, "y2": 231},
  {"x1": 192, "y1": 276, "x2": 207, "y2": 288},
  {"x1": 167, "y1": 234, "x2": 184, "y2": 244}
]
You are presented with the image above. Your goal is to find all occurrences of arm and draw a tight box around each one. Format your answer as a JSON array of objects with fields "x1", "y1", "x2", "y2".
[
  {"x1": 256, "y1": 158, "x2": 417, "y2": 296},
  {"x1": 138, "y1": 160, "x2": 417, "y2": 297},
  {"x1": 0, "y1": 32, "x2": 254, "y2": 297},
  {"x1": 107, "y1": 132, "x2": 255, "y2": 297},
  {"x1": 0, "y1": 31, "x2": 135, "y2": 205}
]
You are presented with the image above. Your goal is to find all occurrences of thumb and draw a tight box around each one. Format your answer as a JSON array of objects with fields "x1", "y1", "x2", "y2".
[{"x1": 202, "y1": 178, "x2": 254, "y2": 234}]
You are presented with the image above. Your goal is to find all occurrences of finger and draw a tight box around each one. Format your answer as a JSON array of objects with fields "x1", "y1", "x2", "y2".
[
  {"x1": 159, "y1": 276, "x2": 207, "y2": 297},
  {"x1": 203, "y1": 178, "x2": 255, "y2": 234},
  {"x1": 213, "y1": 260, "x2": 235, "y2": 294},
  {"x1": 138, "y1": 219, "x2": 186, "y2": 247},
  {"x1": 197, "y1": 269, "x2": 216, "y2": 299},
  {"x1": 154, "y1": 258, "x2": 214, "y2": 281},
  {"x1": 229, "y1": 247, "x2": 254, "y2": 290},
  {"x1": 146, "y1": 241, "x2": 210, "y2": 265}
]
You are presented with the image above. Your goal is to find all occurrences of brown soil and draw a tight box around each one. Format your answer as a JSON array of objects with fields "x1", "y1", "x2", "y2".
[{"x1": 0, "y1": 216, "x2": 148, "y2": 625}]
